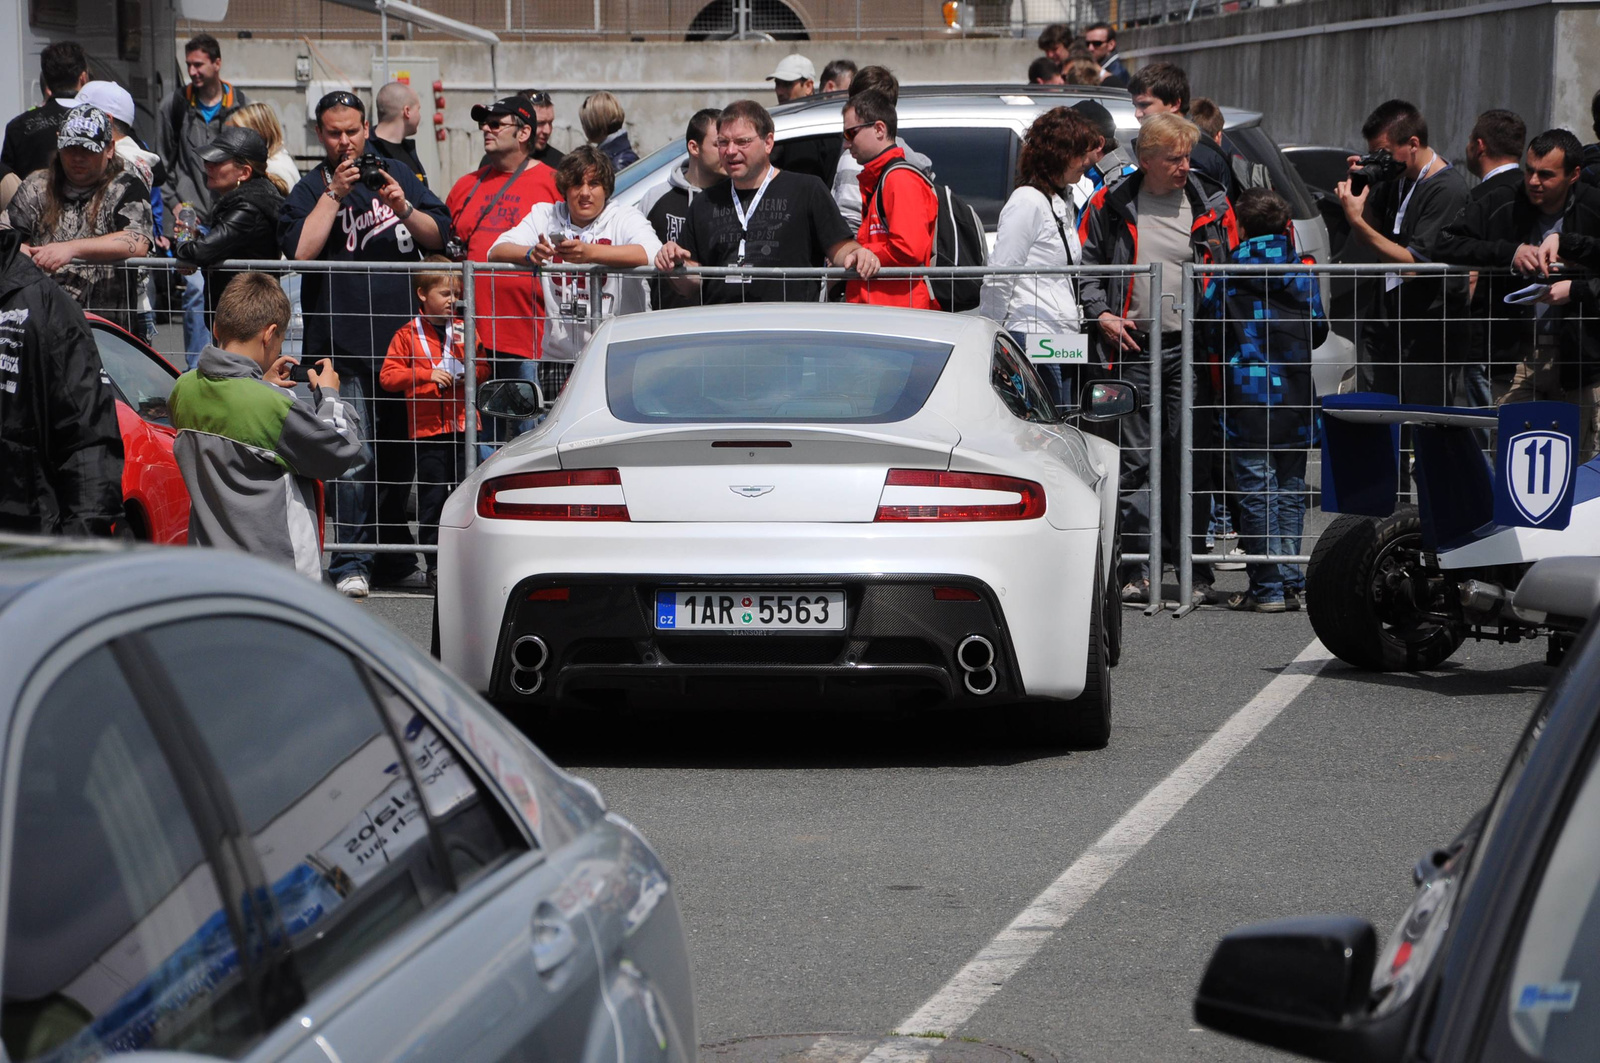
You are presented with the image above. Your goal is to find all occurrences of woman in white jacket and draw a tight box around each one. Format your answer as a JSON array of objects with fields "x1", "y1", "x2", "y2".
[{"x1": 980, "y1": 107, "x2": 1107, "y2": 406}]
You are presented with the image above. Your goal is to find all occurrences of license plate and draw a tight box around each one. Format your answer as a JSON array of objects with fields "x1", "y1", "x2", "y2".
[{"x1": 655, "y1": 590, "x2": 846, "y2": 632}]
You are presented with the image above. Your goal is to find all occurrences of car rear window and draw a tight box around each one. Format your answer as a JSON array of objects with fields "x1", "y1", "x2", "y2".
[
  {"x1": 606, "y1": 331, "x2": 953, "y2": 424},
  {"x1": 1227, "y1": 125, "x2": 1318, "y2": 219}
]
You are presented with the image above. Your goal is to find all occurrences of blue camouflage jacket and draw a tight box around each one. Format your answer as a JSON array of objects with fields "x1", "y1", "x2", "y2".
[{"x1": 1199, "y1": 232, "x2": 1328, "y2": 448}]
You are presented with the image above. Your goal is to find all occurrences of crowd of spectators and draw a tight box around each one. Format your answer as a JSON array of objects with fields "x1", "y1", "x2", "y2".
[{"x1": 7, "y1": 30, "x2": 1600, "y2": 612}]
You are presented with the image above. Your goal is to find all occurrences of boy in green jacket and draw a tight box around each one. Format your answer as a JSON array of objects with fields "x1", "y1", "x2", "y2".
[{"x1": 168, "y1": 272, "x2": 363, "y2": 579}]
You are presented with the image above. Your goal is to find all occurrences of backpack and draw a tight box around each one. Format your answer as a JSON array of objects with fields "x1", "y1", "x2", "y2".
[{"x1": 871, "y1": 161, "x2": 987, "y2": 313}]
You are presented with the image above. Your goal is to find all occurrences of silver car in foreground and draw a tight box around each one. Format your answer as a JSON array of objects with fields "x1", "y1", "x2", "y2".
[{"x1": 0, "y1": 538, "x2": 694, "y2": 1063}]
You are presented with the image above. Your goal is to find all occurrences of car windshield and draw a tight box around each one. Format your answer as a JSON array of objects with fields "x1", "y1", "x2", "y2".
[
  {"x1": 605, "y1": 332, "x2": 953, "y2": 424},
  {"x1": 93, "y1": 325, "x2": 176, "y2": 424},
  {"x1": 614, "y1": 137, "x2": 687, "y2": 196}
]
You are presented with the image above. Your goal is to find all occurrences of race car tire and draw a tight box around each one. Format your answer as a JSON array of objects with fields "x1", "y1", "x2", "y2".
[
  {"x1": 1028, "y1": 548, "x2": 1112, "y2": 749},
  {"x1": 1307, "y1": 507, "x2": 1465, "y2": 672}
]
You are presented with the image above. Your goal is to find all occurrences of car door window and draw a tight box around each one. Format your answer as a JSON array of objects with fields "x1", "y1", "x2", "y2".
[
  {"x1": 1486, "y1": 738, "x2": 1600, "y2": 1061},
  {"x1": 141, "y1": 616, "x2": 459, "y2": 997},
  {"x1": 2, "y1": 645, "x2": 260, "y2": 1062},
  {"x1": 773, "y1": 132, "x2": 843, "y2": 188},
  {"x1": 900, "y1": 125, "x2": 1019, "y2": 227},
  {"x1": 992, "y1": 335, "x2": 1058, "y2": 423},
  {"x1": 92, "y1": 325, "x2": 175, "y2": 425}
]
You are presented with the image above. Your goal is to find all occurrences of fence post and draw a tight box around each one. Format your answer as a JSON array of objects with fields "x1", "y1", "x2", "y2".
[
  {"x1": 462, "y1": 259, "x2": 478, "y2": 475},
  {"x1": 1175, "y1": 261, "x2": 1196, "y2": 618},
  {"x1": 1146, "y1": 260, "x2": 1164, "y2": 616}
]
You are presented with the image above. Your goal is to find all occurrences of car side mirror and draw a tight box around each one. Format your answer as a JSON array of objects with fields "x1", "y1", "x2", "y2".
[
  {"x1": 1076, "y1": 380, "x2": 1138, "y2": 421},
  {"x1": 478, "y1": 378, "x2": 544, "y2": 419},
  {"x1": 1194, "y1": 916, "x2": 1387, "y2": 1063}
]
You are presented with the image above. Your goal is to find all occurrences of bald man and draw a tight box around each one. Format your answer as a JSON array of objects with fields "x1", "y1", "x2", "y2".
[{"x1": 370, "y1": 81, "x2": 427, "y2": 185}]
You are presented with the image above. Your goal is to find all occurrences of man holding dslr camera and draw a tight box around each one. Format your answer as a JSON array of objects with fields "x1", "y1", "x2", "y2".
[
  {"x1": 1337, "y1": 99, "x2": 1469, "y2": 406},
  {"x1": 280, "y1": 89, "x2": 452, "y2": 597}
]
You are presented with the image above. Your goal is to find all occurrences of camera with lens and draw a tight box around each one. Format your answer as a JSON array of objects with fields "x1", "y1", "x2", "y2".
[
  {"x1": 287, "y1": 362, "x2": 314, "y2": 384},
  {"x1": 1349, "y1": 149, "x2": 1407, "y2": 195},
  {"x1": 356, "y1": 152, "x2": 389, "y2": 191}
]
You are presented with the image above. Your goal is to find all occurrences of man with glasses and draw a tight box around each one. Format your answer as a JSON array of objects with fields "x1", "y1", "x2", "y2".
[
  {"x1": 446, "y1": 95, "x2": 560, "y2": 436},
  {"x1": 280, "y1": 89, "x2": 452, "y2": 598},
  {"x1": 654, "y1": 99, "x2": 878, "y2": 305},
  {"x1": 1082, "y1": 22, "x2": 1129, "y2": 88}
]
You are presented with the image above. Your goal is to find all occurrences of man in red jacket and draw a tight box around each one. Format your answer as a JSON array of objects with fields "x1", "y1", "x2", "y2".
[{"x1": 843, "y1": 90, "x2": 939, "y2": 308}]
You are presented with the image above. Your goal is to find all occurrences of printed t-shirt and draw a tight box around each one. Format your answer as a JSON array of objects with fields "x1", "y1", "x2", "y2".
[{"x1": 677, "y1": 169, "x2": 852, "y2": 304}]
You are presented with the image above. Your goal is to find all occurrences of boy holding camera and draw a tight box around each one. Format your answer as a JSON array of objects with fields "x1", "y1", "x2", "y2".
[
  {"x1": 1199, "y1": 189, "x2": 1328, "y2": 613},
  {"x1": 379, "y1": 257, "x2": 486, "y2": 586},
  {"x1": 168, "y1": 272, "x2": 364, "y2": 580}
]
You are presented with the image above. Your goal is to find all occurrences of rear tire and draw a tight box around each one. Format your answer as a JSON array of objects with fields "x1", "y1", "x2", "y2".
[
  {"x1": 1027, "y1": 549, "x2": 1112, "y2": 749},
  {"x1": 1306, "y1": 508, "x2": 1465, "y2": 671}
]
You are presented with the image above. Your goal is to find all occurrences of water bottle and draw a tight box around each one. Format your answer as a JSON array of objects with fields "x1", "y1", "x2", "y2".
[{"x1": 174, "y1": 203, "x2": 199, "y2": 246}]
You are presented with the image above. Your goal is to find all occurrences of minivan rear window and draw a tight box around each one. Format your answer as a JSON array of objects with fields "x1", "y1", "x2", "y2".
[
  {"x1": 1227, "y1": 125, "x2": 1318, "y2": 219},
  {"x1": 606, "y1": 331, "x2": 953, "y2": 424}
]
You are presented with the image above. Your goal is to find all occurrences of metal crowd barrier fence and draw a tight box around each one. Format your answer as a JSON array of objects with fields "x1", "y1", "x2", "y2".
[
  {"x1": 85, "y1": 258, "x2": 1162, "y2": 589},
  {"x1": 1174, "y1": 261, "x2": 1596, "y2": 617}
]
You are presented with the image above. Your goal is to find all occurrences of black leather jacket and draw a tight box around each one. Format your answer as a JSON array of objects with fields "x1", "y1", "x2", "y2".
[{"x1": 175, "y1": 176, "x2": 285, "y2": 313}]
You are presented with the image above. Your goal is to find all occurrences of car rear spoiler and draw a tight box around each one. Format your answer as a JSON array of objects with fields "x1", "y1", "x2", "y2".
[{"x1": 1320, "y1": 392, "x2": 1582, "y2": 550}]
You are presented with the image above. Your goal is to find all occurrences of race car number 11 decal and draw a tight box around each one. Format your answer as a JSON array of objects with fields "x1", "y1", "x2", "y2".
[{"x1": 1495, "y1": 401, "x2": 1579, "y2": 530}]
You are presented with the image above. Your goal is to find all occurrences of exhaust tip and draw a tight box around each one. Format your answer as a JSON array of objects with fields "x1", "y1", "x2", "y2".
[
  {"x1": 512, "y1": 634, "x2": 550, "y2": 672},
  {"x1": 509, "y1": 668, "x2": 544, "y2": 696},
  {"x1": 956, "y1": 634, "x2": 995, "y2": 672},
  {"x1": 963, "y1": 666, "x2": 998, "y2": 696}
]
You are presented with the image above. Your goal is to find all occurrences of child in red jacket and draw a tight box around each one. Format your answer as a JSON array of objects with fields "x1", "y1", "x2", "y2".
[{"x1": 379, "y1": 257, "x2": 487, "y2": 584}]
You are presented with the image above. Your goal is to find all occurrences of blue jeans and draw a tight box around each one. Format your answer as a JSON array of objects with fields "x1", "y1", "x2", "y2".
[
  {"x1": 1229, "y1": 449, "x2": 1308, "y2": 602},
  {"x1": 182, "y1": 270, "x2": 210, "y2": 367}
]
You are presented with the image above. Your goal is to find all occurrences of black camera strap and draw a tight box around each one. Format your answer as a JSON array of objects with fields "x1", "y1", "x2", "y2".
[{"x1": 459, "y1": 158, "x2": 530, "y2": 246}]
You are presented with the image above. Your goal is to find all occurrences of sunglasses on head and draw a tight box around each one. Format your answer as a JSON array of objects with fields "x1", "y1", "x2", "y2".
[
  {"x1": 316, "y1": 91, "x2": 364, "y2": 118},
  {"x1": 523, "y1": 91, "x2": 552, "y2": 105}
]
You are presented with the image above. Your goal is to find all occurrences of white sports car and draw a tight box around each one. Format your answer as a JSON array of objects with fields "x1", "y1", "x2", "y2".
[{"x1": 436, "y1": 304, "x2": 1132, "y2": 746}]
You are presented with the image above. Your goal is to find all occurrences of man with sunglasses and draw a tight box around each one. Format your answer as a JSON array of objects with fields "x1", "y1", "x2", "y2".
[
  {"x1": 446, "y1": 96, "x2": 561, "y2": 435},
  {"x1": 280, "y1": 89, "x2": 452, "y2": 598},
  {"x1": 654, "y1": 99, "x2": 877, "y2": 304}
]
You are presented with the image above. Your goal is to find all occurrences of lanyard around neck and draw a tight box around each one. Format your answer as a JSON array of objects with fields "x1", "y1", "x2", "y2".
[
  {"x1": 731, "y1": 166, "x2": 777, "y2": 261},
  {"x1": 415, "y1": 317, "x2": 455, "y2": 360}
]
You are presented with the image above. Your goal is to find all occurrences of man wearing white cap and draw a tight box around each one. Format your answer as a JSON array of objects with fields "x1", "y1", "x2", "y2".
[
  {"x1": 76, "y1": 82, "x2": 165, "y2": 193},
  {"x1": 767, "y1": 55, "x2": 816, "y2": 105}
]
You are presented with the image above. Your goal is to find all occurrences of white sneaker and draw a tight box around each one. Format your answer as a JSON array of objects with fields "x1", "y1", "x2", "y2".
[
  {"x1": 336, "y1": 574, "x2": 370, "y2": 599},
  {"x1": 1216, "y1": 547, "x2": 1247, "y2": 571}
]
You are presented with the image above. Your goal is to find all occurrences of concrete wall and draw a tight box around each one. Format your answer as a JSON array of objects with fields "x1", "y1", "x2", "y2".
[
  {"x1": 197, "y1": 38, "x2": 1039, "y2": 189},
  {"x1": 1119, "y1": 0, "x2": 1581, "y2": 158}
]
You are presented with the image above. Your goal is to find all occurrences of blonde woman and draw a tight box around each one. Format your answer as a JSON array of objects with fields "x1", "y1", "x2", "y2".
[
  {"x1": 226, "y1": 102, "x2": 300, "y2": 191},
  {"x1": 579, "y1": 91, "x2": 638, "y2": 169}
]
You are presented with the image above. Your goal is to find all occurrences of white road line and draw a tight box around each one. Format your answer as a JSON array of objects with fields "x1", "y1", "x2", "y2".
[{"x1": 861, "y1": 638, "x2": 1334, "y2": 1062}]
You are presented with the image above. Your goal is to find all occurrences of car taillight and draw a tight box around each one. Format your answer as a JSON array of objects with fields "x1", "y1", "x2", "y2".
[
  {"x1": 875, "y1": 469, "x2": 1045, "y2": 522},
  {"x1": 477, "y1": 469, "x2": 630, "y2": 521}
]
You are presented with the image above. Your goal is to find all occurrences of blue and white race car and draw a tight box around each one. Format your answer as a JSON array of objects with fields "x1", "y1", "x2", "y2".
[{"x1": 1307, "y1": 393, "x2": 1600, "y2": 670}]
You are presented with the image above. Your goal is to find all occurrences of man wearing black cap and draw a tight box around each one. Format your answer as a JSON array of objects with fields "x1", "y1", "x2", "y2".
[
  {"x1": 280, "y1": 89, "x2": 452, "y2": 598},
  {"x1": 447, "y1": 96, "x2": 561, "y2": 422}
]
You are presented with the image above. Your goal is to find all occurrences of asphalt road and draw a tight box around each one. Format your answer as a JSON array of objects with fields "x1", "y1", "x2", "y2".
[{"x1": 368, "y1": 585, "x2": 1547, "y2": 1062}]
